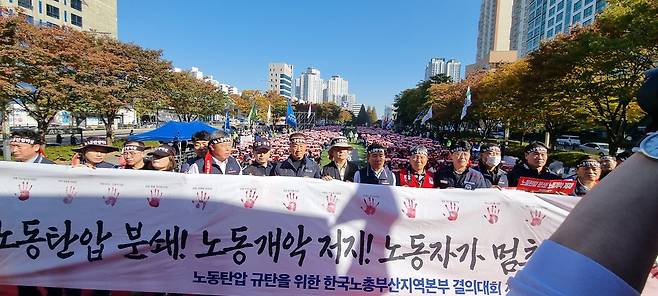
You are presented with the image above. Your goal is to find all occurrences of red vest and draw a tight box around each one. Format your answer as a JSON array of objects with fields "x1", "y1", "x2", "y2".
[{"x1": 399, "y1": 167, "x2": 434, "y2": 188}]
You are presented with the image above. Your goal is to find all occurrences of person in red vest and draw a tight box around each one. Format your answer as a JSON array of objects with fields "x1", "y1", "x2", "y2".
[{"x1": 395, "y1": 145, "x2": 434, "y2": 188}]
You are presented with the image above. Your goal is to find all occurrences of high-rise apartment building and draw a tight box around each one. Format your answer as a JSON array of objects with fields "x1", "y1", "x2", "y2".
[
  {"x1": 467, "y1": 0, "x2": 519, "y2": 75},
  {"x1": 446, "y1": 59, "x2": 462, "y2": 82},
  {"x1": 325, "y1": 75, "x2": 349, "y2": 104},
  {"x1": 1, "y1": 0, "x2": 118, "y2": 37},
  {"x1": 268, "y1": 63, "x2": 294, "y2": 100},
  {"x1": 425, "y1": 58, "x2": 447, "y2": 81},
  {"x1": 298, "y1": 67, "x2": 323, "y2": 104},
  {"x1": 520, "y1": 0, "x2": 607, "y2": 56}
]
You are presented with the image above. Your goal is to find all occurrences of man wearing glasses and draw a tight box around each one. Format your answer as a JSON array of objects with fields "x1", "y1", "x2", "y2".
[{"x1": 120, "y1": 141, "x2": 150, "y2": 170}]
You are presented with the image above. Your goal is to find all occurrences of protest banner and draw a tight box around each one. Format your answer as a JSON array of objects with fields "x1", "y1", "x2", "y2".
[
  {"x1": 515, "y1": 177, "x2": 577, "y2": 195},
  {"x1": 0, "y1": 162, "x2": 656, "y2": 295}
]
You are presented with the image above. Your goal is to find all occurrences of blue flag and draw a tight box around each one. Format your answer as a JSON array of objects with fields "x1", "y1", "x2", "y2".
[
  {"x1": 224, "y1": 110, "x2": 231, "y2": 131},
  {"x1": 286, "y1": 99, "x2": 297, "y2": 127}
]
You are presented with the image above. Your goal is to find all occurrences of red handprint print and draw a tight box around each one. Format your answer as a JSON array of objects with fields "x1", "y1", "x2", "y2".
[
  {"x1": 193, "y1": 191, "x2": 210, "y2": 210},
  {"x1": 63, "y1": 185, "x2": 76, "y2": 204},
  {"x1": 283, "y1": 192, "x2": 298, "y2": 212},
  {"x1": 241, "y1": 189, "x2": 258, "y2": 209},
  {"x1": 401, "y1": 199, "x2": 417, "y2": 219},
  {"x1": 147, "y1": 189, "x2": 163, "y2": 208},
  {"x1": 443, "y1": 201, "x2": 460, "y2": 221},
  {"x1": 15, "y1": 181, "x2": 32, "y2": 201},
  {"x1": 484, "y1": 204, "x2": 501, "y2": 224},
  {"x1": 102, "y1": 187, "x2": 120, "y2": 207},
  {"x1": 361, "y1": 197, "x2": 379, "y2": 216},
  {"x1": 526, "y1": 209, "x2": 546, "y2": 226},
  {"x1": 323, "y1": 193, "x2": 338, "y2": 214}
]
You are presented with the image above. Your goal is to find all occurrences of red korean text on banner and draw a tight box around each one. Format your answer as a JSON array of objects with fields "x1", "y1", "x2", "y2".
[{"x1": 516, "y1": 177, "x2": 576, "y2": 195}]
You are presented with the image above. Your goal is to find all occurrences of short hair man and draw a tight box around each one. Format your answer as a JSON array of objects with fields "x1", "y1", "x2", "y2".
[
  {"x1": 354, "y1": 143, "x2": 395, "y2": 185},
  {"x1": 434, "y1": 140, "x2": 487, "y2": 189},
  {"x1": 272, "y1": 133, "x2": 321, "y2": 178},
  {"x1": 188, "y1": 130, "x2": 242, "y2": 175},
  {"x1": 568, "y1": 155, "x2": 601, "y2": 196},
  {"x1": 9, "y1": 129, "x2": 54, "y2": 164},
  {"x1": 180, "y1": 130, "x2": 211, "y2": 173},
  {"x1": 598, "y1": 155, "x2": 617, "y2": 180},
  {"x1": 507, "y1": 142, "x2": 561, "y2": 187},
  {"x1": 474, "y1": 143, "x2": 508, "y2": 187},
  {"x1": 396, "y1": 145, "x2": 434, "y2": 188},
  {"x1": 121, "y1": 141, "x2": 150, "y2": 170}
]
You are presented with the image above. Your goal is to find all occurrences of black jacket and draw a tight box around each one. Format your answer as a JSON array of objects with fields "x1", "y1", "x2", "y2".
[
  {"x1": 243, "y1": 162, "x2": 275, "y2": 176},
  {"x1": 272, "y1": 156, "x2": 321, "y2": 178},
  {"x1": 322, "y1": 161, "x2": 359, "y2": 182},
  {"x1": 475, "y1": 161, "x2": 508, "y2": 187},
  {"x1": 507, "y1": 162, "x2": 560, "y2": 187}
]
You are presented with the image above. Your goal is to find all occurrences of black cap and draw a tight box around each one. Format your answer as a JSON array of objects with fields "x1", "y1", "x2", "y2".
[
  {"x1": 148, "y1": 144, "x2": 175, "y2": 157},
  {"x1": 253, "y1": 139, "x2": 272, "y2": 151}
]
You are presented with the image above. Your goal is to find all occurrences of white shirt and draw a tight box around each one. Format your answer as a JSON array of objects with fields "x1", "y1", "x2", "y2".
[{"x1": 187, "y1": 156, "x2": 242, "y2": 175}]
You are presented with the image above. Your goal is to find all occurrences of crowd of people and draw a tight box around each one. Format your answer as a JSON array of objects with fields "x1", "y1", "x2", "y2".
[{"x1": 8, "y1": 123, "x2": 630, "y2": 197}]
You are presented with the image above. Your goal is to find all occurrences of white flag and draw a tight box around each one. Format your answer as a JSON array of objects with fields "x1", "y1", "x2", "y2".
[
  {"x1": 266, "y1": 104, "x2": 272, "y2": 126},
  {"x1": 460, "y1": 86, "x2": 472, "y2": 120},
  {"x1": 420, "y1": 106, "x2": 433, "y2": 125},
  {"x1": 307, "y1": 103, "x2": 312, "y2": 119}
]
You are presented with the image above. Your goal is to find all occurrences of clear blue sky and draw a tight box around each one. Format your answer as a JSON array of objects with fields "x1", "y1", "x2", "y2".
[{"x1": 118, "y1": 1, "x2": 481, "y2": 117}]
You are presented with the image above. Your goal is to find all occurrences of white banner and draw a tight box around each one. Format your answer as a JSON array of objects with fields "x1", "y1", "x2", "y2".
[{"x1": 0, "y1": 162, "x2": 655, "y2": 295}]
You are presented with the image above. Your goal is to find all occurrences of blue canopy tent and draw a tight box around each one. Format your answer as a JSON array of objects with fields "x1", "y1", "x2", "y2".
[{"x1": 127, "y1": 121, "x2": 217, "y2": 142}]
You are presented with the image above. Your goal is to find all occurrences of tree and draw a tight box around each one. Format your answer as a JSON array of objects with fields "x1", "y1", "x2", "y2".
[
  {"x1": 355, "y1": 105, "x2": 370, "y2": 126},
  {"x1": 393, "y1": 74, "x2": 452, "y2": 127},
  {"x1": 367, "y1": 106, "x2": 378, "y2": 124},
  {"x1": 338, "y1": 110, "x2": 354, "y2": 124},
  {"x1": 76, "y1": 37, "x2": 171, "y2": 143},
  {"x1": 160, "y1": 71, "x2": 226, "y2": 122},
  {"x1": 0, "y1": 16, "x2": 87, "y2": 143}
]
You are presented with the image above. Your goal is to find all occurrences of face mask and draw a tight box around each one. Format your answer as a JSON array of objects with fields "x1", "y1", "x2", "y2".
[{"x1": 485, "y1": 155, "x2": 501, "y2": 167}]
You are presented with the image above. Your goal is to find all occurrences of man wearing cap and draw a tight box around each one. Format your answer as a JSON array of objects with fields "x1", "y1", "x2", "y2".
[
  {"x1": 9, "y1": 129, "x2": 54, "y2": 164},
  {"x1": 272, "y1": 132, "x2": 321, "y2": 178},
  {"x1": 395, "y1": 145, "x2": 434, "y2": 188},
  {"x1": 322, "y1": 136, "x2": 359, "y2": 182},
  {"x1": 243, "y1": 138, "x2": 275, "y2": 176},
  {"x1": 566, "y1": 155, "x2": 601, "y2": 196},
  {"x1": 598, "y1": 155, "x2": 617, "y2": 180},
  {"x1": 180, "y1": 130, "x2": 211, "y2": 173},
  {"x1": 474, "y1": 143, "x2": 508, "y2": 187},
  {"x1": 434, "y1": 140, "x2": 487, "y2": 189},
  {"x1": 507, "y1": 142, "x2": 561, "y2": 187},
  {"x1": 188, "y1": 130, "x2": 242, "y2": 175},
  {"x1": 120, "y1": 141, "x2": 151, "y2": 170},
  {"x1": 72, "y1": 137, "x2": 119, "y2": 169},
  {"x1": 354, "y1": 143, "x2": 396, "y2": 185}
]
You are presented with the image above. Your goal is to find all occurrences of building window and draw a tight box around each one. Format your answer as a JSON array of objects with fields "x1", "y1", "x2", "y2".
[
  {"x1": 596, "y1": 0, "x2": 606, "y2": 12},
  {"x1": 584, "y1": 5, "x2": 593, "y2": 16},
  {"x1": 585, "y1": 0, "x2": 594, "y2": 4},
  {"x1": 548, "y1": 17, "x2": 554, "y2": 26},
  {"x1": 555, "y1": 23, "x2": 563, "y2": 31},
  {"x1": 549, "y1": 7, "x2": 555, "y2": 15},
  {"x1": 573, "y1": 0, "x2": 582, "y2": 10},
  {"x1": 573, "y1": 12, "x2": 582, "y2": 22},
  {"x1": 18, "y1": 0, "x2": 32, "y2": 9},
  {"x1": 550, "y1": 0, "x2": 556, "y2": 5},
  {"x1": 547, "y1": 29, "x2": 554, "y2": 37},
  {"x1": 46, "y1": 4, "x2": 59, "y2": 19},
  {"x1": 556, "y1": 12, "x2": 563, "y2": 21},
  {"x1": 557, "y1": 0, "x2": 564, "y2": 10},
  {"x1": 583, "y1": 18, "x2": 593, "y2": 25},
  {"x1": 71, "y1": 0, "x2": 82, "y2": 11},
  {"x1": 71, "y1": 13, "x2": 82, "y2": 26}
]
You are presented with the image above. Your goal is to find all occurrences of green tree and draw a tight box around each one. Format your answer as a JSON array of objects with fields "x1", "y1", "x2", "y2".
[
  {"x1": 0, "y1": 16, "x2": 87, "y2": 143},
  {"x1": 367, "y1": 106, "x2": 378, "y2": 124},
  {"x1": 76, "y1": 37, "x2": 171, "y2": 143},
  {"x1": 159, "y1": 71, "x2": 226, "y2": 122},
  {"x1": 355, "y1": 105, "x2": 370, "y2": 126}
]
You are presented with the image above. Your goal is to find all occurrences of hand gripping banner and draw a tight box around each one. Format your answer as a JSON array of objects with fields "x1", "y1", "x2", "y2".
[{"x1": 0, "y1": 162, "x2": 656, "y2": 295}]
